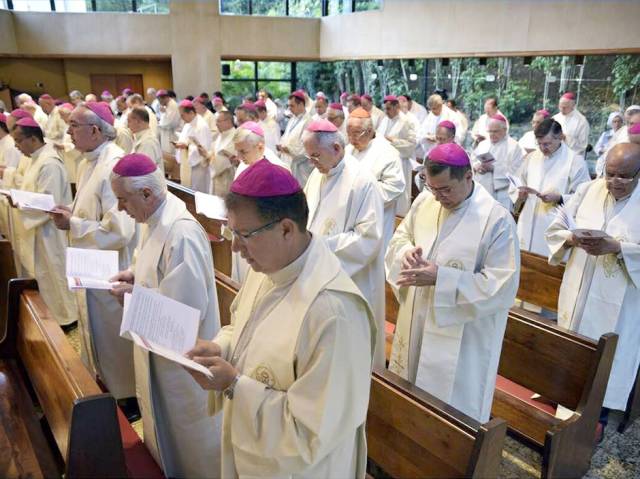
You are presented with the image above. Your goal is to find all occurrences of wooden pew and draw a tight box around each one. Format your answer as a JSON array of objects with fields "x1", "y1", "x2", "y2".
[{"x1": 0, "y1": 279, "x2": 164, "y2": 479}]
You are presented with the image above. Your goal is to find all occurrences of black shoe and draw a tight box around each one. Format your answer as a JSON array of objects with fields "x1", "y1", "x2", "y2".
[
  {"x1": 118, "y1": 397, "x2": 141, "y2": 423},
  {"x1": 61, "y1": 321, "x2": 78, "y2": 333}
]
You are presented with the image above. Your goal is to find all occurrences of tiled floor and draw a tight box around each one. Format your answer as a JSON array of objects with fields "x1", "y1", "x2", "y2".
[{"x1": 66, "y1": 328, "x2": 640, "y2": 478}]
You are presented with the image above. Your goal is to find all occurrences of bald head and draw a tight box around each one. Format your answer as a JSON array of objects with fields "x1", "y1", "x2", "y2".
[{"x1": 605, "y1": 143, "x2": 640, "y2": 199}]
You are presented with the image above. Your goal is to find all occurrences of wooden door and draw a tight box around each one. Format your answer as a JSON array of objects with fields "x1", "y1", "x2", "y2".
[{"x1": 90, "y1": 74, "x2": 144, "y2": 97}]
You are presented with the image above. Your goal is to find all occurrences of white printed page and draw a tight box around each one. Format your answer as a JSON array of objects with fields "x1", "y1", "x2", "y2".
[
  {"x1": 195, "y1": 191, "x2": 227, "y2": 221},
  {"x1": 120, "y1": 285, "x2": 200, "y2": 354},
  {"x1": 66, "y1": 247, "x2": 119, "y2": 282},
  {"x1": 10, "y1": 189, "x2": 56, "y2": 212}
]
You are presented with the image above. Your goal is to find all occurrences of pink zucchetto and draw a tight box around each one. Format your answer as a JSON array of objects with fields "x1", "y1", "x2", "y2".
[
  {"x1": 84, "y1": 101, "x2": 114, "y2": 125},
  {"x1": 383, "y1": 95, "x2": 398, "y2": 103},
  {"x1": 398, "y1": 95, "x2": 407, "y2": 102},
  {"x1": 239, "y1": 121, "x2": 264, "y2": 137},
  {"x1": 156, "y1": 89, "x2": 169, "y2": 97},
  {"x1": 306, "y1": 119, "x2": 338, "y2": 133},
  {"x1": 240, "y1": 101, "x2": 256, "y2": 112},
  {"x1": 0, "y1": 113, "x2": 6, "y2": 124},
  {"x1": 536, "y1": 109, "x2": 550, "y2": 118},
  {"x1": 60, "y1": 103, "x2": 74, "y2": 111},
  {"x1": 427, "y1": 143, "x2": 470, "y2": 167},
  {"x1": 254, "y1": 100, "x2": 266, "y2": 108},
  {"x1": 11, "y1": 109, "x2": 33, "y2": 120},
  {"x1": 101, "y1": 90, "x2": 112, "y2": 97},
  {"x1": 561, "y1": 92, "x2": 576, "y2": 101},
  {"x1": 290, "y1": 90, "x2": 306, "y2": 101},
  {"x1": 328, "y1": 102, "x2": 343, "y2": 110},
  {"x1": 122, "y1": 88, "x2": 133, "y2": 96},
  {"x1": 490, "y1": 113, "x2": 507, "y2": 123},
  {"x1": 231, "y1": 158, "x2": 301, "y2": 197},
  {"x1": 361, "y1": 94, "x2": 373, "y2": 102},
  {"x1": 179, "y1": 99, "x2": 194, "y2": 109},
  {"x1": 16, "y1": 117, "x2": 41, "y2": 129},
  {"x1": 39, "y1": 94, "x2": 53, "y2": 101},
  {"x1": 628, "y1": 124, "x2": 640, "y2": 135},
  {"x1": 340, "y1": 92, "x2": 349, "y2": 100},
  {"x1": 438, "y1": 120, "x2": 456, "y2": 131},
  {"x1": 113, "y1": 153, "x2": 157, "y2": 177},
  {"x1": 212, "y1": 97, "x2": 223, "y2": 105}
]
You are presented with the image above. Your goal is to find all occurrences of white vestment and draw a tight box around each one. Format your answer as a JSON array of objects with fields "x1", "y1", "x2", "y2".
[
  {"x1": 376, "y1": 112, "x2": 417, "y2": 215},
  {"x1": 386, "y1": 184, "x2": 520, "y2": 422},
  {"x1": 133, "y1": 128, "x2": 163, "y2": 173},
  {"x1": 346, "y1": 136, "x2": 405, "y2": 250},
  {"x1": 209, "y1": 236, "x2": 374, "y2": 478},
  {"x1": 305, "y1": 154, "x2": 385, "y2": 367},
  {"x1": 33, "y1": 106, "x2": 48, "y2": 130},
  {"x1": 409, "y1": 101, "x2": 428, "y2": 124},
  {"x1": 210, "y1": 127, "x2": 237, "y2": 197},
  {"x1": 4, "y1": 153, "x2": 32, "y2": 275},
  {"x1": 417, "y1": 105, "x2": 463, "y2": 158},
  {"x1": 472, "y1": 110, "x2": 509, "y2": 142},
  {"x1": 199, "y1": 109, "x2": 219, "y2": 138},
  {"x1": 115, "y1": 126, "x2": 134, "y2": 154},
  {"x1": 259, "y1": 117, "x2": 281, "y2": 152},
  {"x1": 518, "y1": 130, "x2": 537, "y2": 153},
  {"x1": 512, "y1": 143, "x2": 590, "y2": 255},
  {"x1": 70, "y1": 140, "x2": 137, "y2": 399},
  {"x1": 0, "y1": 135, "x2": 22, "y2": 237},
  {"x1": 553, "y1": 109, "x2": 590, "y2": 155},
  {"x1": 176, "y1": 115, "x2": 213, "y2": 193},
  {"x1": 159, "y1": 99, "x2": 181, "y2": 154},
  {"x1": 12, "y1": 143, "x2": 78, "y2": 326},
  {"x1": 280, "y1": 112, "x2": 311, "y2": 188},
  {"x1": 473, "y1": 136, "x2": 524, "y2": 210},
  {"x1": 44, "y1": 107, "x2": 67, "y2": 142},
  {"x1": 546, "y1": 179, "x2": 640, "y2": 410},
  {"x1": 132, "y1": 193, "x2": 221, "y2": 478},
  {"x1": 370, "y1": 106, "x2": 384, "y2": 130}
]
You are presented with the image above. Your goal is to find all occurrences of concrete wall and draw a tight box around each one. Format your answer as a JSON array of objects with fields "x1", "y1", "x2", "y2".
[{"x1": 319, "y1": 0, "x2": 640, "y2": 59}]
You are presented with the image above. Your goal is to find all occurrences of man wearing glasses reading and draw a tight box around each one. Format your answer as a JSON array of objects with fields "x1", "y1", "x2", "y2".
[{"x1": 546, "y1": 143, "x2": 640, "y2": 440}]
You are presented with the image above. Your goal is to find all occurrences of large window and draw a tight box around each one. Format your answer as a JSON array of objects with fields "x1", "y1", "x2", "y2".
[
  {"x1": 219, "y1": 0, "x2": 380, "y2": 16},
  {"x1": 221, "y1": 60, "x2": 292, "y2": 108},
  {"x1": 3, "y1": 0, "x2": 168, "y2": 12}
]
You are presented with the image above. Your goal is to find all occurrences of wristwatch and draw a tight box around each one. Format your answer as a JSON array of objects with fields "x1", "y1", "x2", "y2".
[{"x1": 223, "y1": 374, "x2": 241, "y2": 400}]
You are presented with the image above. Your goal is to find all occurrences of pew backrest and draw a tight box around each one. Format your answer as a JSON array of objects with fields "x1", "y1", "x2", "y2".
[
  {"x1": 215, "y1": 270, "x2": 240, "y2": 327},
  {"x1": 517, "y1": 251, "x2": 564, "y2": 312}
]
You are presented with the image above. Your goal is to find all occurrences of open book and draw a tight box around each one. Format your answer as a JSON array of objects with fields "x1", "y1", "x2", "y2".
[
  {"x1": 66, "y1": 247, "x2": 119, "y2": 290},
  {"x1": 554, "y1": 206, "x2": 608, "y2": 239},
  {"x1": 10, "y1": 189, "x2": 56, "y2": 212},
  {"x1": 120, "y1": 286, "x2": 212, "y2": 379},
  {"x1": 506, "y1": 174, "x2": 540, "y2": 195},
  {"x1": 195, "y1": 191, "x2": 227, "y2": 221}
]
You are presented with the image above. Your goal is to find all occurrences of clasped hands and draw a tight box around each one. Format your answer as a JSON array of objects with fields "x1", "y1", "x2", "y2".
[
  {"x1": 567, "y1": 234, "x2": 621, "y2": 256},
  {"x1": 397, "y1": 246, "x2": 438, "y2": 287}
]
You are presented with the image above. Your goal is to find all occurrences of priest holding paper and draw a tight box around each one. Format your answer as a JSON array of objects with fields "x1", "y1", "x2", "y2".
[
  {"x1": 511, "y1": 118, "x2": 590, "y2": 255},
  {"x1": 10, "y1": 117, "x2": 78, "y2": 328},
  {"x1": 386, "y1": 143, "x2": 520, "y2": 422},
  {"x1": 187, "y1": 159, "x2": 375, "y2": 478},
  {"x1": 546, "y1": 143, "x2": 640, "y2": 433},
  {"x1": 49, "y1": 102, "x2": 137, "y2": 406},
  {"x1": 175, "y1": 99, "x2": 213, "y2": 193},
  {"x1": 109, "y1": 153, "x2": 221, "y2": 478}
]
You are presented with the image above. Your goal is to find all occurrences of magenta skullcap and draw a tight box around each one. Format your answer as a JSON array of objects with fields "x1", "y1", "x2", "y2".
[
  {"x1": 239, "y1": 121, "x2": 264, "y2": 137},
  {"x1": 122, "y1": 88, "x2": 133, "y2": 96},
  {"x1": 156, "y1": 89, "x2": 169, "y2": 97},
  {"x1": 39, "y1": 93, "x2": 53, "y2": 101},
  {"x1": 11, "y1": 109, "x2": 33, "y2": 120},
  {"x1": 561, "y1": 92, "x2": 576, "y2": 101},
  {"x1": 16, "y1": 117, "x2": 41, "y2": 129},
  {"x1": 361, "y1": 94, "x2": 373, "y2": 102},
  {"x1": 85, "y1": 101, "x2": 114, "y2": 125},
  {"x1": 490, "y1": 113, "x2": 507, "y2": 123},
  {"x1": 113, "y1": 153, "x2": 157, "y2": 177},
  {"x1": 60, "y1": 103, "x2": 74, "y2": 111},
  {"x1": 290, "y1": 90, "x2": 306, "y2": 101},
  {"x1": 427, "y1": 143, "x2": 470, "y2": 167},
  {"x1": 628, "y1": 124, "x2": 640, "y2": 135},
  {"x1": 239, "y1": 101, "x2": 256, "y2": 112},
  {"x1": 328, "y1": 102, "x2": 343, "y2": 110},
  {"x1": 383, "y1": 95, "x2": 398, "y2": 103},
  {"x1": 536, "y1": 109, "x2": 550, "y2": 118},
  {"x1": 212, "y1": 97, "x2": 223, "y2": 105},
  {"x1": 306, "y1": 119, "x2": 338, "y2": 133},
  {"x1": 349, "y1": 94, "x2": 361, "y2": 101},
  {"x1": 101, "y1": 90, "x2": 112, "y2": 97},
  {"x1": 398, "y1": 95, "x2": 407, "y2": 102},
  {"x1": 340, "y1": 92, "x2": 349, "y2": 100},
  {"x1": 438, "y1": 120, "x2": 456, "y2": 131},
  {"x1": 231, "y1": 158, "x2": 301, "y2": 197},
  {"x1": 179, "y1": 99, "x2": 194, "y2": 109},
  {"x1": 254, "y1": 100, "x2": 266, "y2": 108},
  {"x1": 0, "y1": 113, "x2": 6, "y2": 124}
]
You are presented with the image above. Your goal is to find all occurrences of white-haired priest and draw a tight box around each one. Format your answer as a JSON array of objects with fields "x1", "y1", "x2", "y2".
[
  {"x1": 109, "y1": 153, "x2": 221, "y2": 478},
  {"x1": 385, "y1": 143, "x2": 520, "y2": 422}
]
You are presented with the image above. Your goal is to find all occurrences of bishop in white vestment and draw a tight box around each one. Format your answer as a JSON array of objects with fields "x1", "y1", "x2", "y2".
[
  {"x1": 110, "y1": 154, "x2": 221, "y2": 478},
  {"x1": 129, "y1": 107, "x2": 163, "y2": 173},
  {"x1": 303, "y1": 120, "x2": 386, "y2": 368},
  {"x1": 386, "y1": 143, "x2": 519, "y2": 422},
  {"x1": 278, "y1": 91, "x2": 312, "y2": 187},
  {"x1": 210, "y1": 110, "x2": 237, "y2": 197},
  {"x1": 553, "y1": 92, "x2": 590, "y2": 156},
  {"x1": 175, "y1": 100, "x2": 213, "y2": 193},
  {"x1": 187, "y1": 159, "x2": 374, "y2": 478},
  {"x1": 546, "y1": 143, "x2": 640, "y2": 413},
  {"x1": 518, "y1": 109, "x2": 550, "y2": 154},
  {"x1": 471, "y1": 97, "x2": 509, "y2": 144}
]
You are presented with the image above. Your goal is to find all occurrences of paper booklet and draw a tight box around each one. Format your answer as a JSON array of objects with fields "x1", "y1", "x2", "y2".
[
  {"x1": 10, "y1": 189, "x2": 56, "y2": 212},
  {"x1": 473, "y1": 143, "x2": 495, "y2": 163},
  {"x1": 554, "y1": 206, "x2": 608, "y2": 238},
  {"x1": 66, "y1": 247, "x2": 119, "y2": 290},
  {"x1": 195, "y1": 191, "x2": 227, "y2": 221},
  {"x1": 120, "y1": 287, "x2": 212, "y2": 378},
  {"x1": 475, "y1": 152, "x2": 495, "y2": 163}
]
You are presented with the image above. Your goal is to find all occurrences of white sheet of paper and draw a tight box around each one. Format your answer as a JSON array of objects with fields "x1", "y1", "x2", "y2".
[
  {"x1": 120, "y1": 284, "x2": 200, "y2": 354},
  {"x1": 10, "y1": 189, "x2": 56, "y2": 212},
  {"x1": 554, "y1": 205, "x2": 578, "y2": 231},
  {"x1": 506, "y1": 173, "x2": 523, "y2": 189},
  {"x1": 66, "y1": 247, "x2": 119, "y2": 290},
  {"x1": 195, "y1": 191, "x2": 227, "y2": 221},
  {"x1": 555, "y1": 404, "x2": 575, "y2": 421}
]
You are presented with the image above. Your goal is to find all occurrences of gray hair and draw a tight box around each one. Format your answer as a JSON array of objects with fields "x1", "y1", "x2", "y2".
[
  {"x1": 128, "y1": 93, "x2": 145, "y2": 106},
  {"x1": 146, "y1": 87, "x2": 157, "y2": 95},
  {"x1": 110, "y1": 167, "x2": 167, "y2": 198},
  {"x1": 69, "y1": 90, "x2": 83, "y2": 101},
  {"x1": 233, "y1": 128, "x2": 264, "y2": 146},
  {"x1": 80, "y1": 104, "x2": 117, "y2": 141},
  {"x1": 348, "y1": 116, "x2": 374, "y2": 132},
  {"x1": 303, "y1": 130, "x2": 345, "y2": 150},
  {"x1": 16, "y1": 93, "x2": 33, "y2": 105},
  {"x1": 427, "y1": 94, "x2": 443, "y2": 109}
]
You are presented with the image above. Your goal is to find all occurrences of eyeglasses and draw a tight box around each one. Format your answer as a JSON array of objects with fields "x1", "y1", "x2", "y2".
[
  {"x1": 230, "y1": 218, "x2": 282, "y2": 243},
  {"x1": 605, "y1": 166, "x2": 640, "y2": 184}
]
